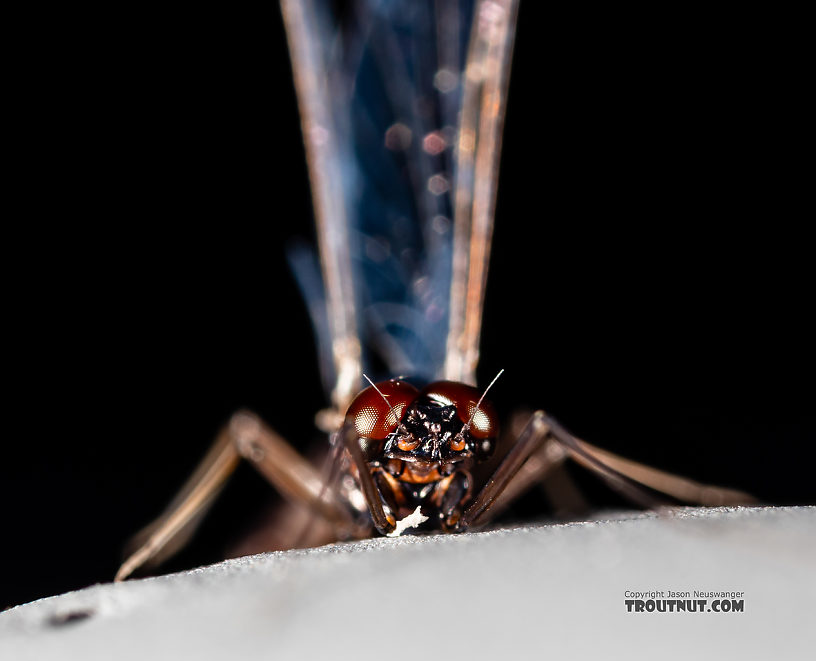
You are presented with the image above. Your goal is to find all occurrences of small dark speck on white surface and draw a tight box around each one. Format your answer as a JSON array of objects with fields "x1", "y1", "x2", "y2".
[{"x1": 1, "y1": 507, "x2": 814, "y2": 661}]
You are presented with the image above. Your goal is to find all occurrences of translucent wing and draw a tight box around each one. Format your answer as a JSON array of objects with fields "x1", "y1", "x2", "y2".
[
  {"x1": 281, "y1": 0, "x2": 361, "y2": 413},
  {"x1": 444, "y1": 0, "x2": 518, "y2": 385},
  {"x1": 282, "y1": 0, "x2": 518, "y2": 413}
]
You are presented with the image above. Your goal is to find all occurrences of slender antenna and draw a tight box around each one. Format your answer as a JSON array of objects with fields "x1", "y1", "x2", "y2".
[
  {"x1": 363, "y1": 374, "x2": 398, "y2": 419},
  {"x1": 363, "y1": 374, "x2": 410, "y2": 435},
  {"x1": 459, "y1": 368, "x2": 505, "y2": 438}
]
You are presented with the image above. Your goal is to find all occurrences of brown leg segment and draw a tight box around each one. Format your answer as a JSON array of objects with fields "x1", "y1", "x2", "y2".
[
  {"x1": 569, "y1": 437, "x2": 757, "y2": 506},
  {"x1": 116, "y1": 410, "x2": 352, "y2": 581},
  {"x1": 459, "y1": 410, "x2": 757, "y2": 532},
  {"x1": 338, "y1": 421, "x2": 396, "y2": 535},
  {"x1": 229, "y1": 411, "x2": 351, "y2": 526},
  {"x1": 459, "y1": 411, "x2": 553, "y2": 530},
  {"x1": 536, "y1": 414, "x2": 757, "y2": 506},
  {"x1": 486, "y1": 437, "x2": 588, "y2": 520}
]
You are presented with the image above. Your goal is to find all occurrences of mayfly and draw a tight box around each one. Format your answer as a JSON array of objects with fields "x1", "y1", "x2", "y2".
[{"x1": 117, "y1": 0, "x2": 754, "y2": 581}]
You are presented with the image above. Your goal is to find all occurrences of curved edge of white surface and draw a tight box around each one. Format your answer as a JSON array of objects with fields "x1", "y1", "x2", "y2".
[{"x1": 2, "y1": 506, "x2": 814, "y2": 661}]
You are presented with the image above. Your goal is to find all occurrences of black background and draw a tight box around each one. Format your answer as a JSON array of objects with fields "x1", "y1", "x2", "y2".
[{"x1": 3, "y1": 6, "x2": 812, "y2": 609}]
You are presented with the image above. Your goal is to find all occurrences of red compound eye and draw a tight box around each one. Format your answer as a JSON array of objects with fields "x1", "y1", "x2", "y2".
[
  {"x1": 420, "y1": 381, "x2": 498, "y2": 439},
  {"x1": 344, "y1": 380, "x2": 419, "y2": 439}
]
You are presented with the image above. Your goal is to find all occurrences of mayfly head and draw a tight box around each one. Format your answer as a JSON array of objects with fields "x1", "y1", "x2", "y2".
[{"x1": 345, "y1": 378, "x2": 499, "y2": 465}]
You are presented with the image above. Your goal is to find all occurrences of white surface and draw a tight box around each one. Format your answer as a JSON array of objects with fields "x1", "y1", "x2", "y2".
[{"x1": 1, "y1": 506, "x2": 814, "y2": 660}]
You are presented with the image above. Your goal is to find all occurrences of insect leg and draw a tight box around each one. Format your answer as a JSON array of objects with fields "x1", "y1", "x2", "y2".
[
  {"x1": 228, "y1": 411, "x2": 352, "y2": 525},
  {"x1": 458, "y1": 411, "x2": 556, "y2": 530},
  {"x1": 116, "y1": 410, "x2": 352, "y2": 581},
  {"x1": 564, "y1": 436, "x2": 757, "y2": 506},
  {"x1": 485, "y1": 434, "x2": 588, "y2": 521},
  {"x1": 518, "y1": 414, "x2": 757, "y2": 507},
  {"x1": 337, "y1": 421, "x2": 396, "y2": 535},
  {"x1": 461, "y1": 411, "x2": 758, "y2": 533}
]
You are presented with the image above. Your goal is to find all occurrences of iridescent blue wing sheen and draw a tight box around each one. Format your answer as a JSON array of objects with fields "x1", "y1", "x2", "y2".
[
  {"x1": 348, "y1": 1, "x2": 479, "y2": 385},
  {"x1": 283, "y1": 0, "x2": 516, "y2": 408}
]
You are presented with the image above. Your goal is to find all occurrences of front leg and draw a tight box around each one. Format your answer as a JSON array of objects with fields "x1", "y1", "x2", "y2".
[
  {"x1": 338, "y1": 421, "x2": 396, "y2": 535},
  {"x1": 457, "y1": 411, "x2": 554, "y2": 531}
]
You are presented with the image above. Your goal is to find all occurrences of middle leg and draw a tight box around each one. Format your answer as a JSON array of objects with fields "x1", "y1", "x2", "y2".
[{"x1": 457, "y1": 409, "x2": 757, "y2": 532}]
